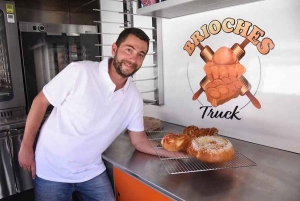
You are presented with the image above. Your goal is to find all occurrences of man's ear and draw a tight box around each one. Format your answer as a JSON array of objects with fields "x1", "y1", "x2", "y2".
[{"x1": 111, "y1": 43, "x2": 117, "y2": 57}]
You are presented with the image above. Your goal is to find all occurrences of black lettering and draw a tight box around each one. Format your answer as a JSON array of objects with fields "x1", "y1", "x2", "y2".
[
  {"x1": 199, "y1": 106, "x2": 211, "y2": 119},
  {"x1": 210, "y1": 110, "x2": 224, "y2": 118},
  {"x1": 224, "y1": 111, "x2": 233, "y2": 119},
  {"x1": 229, "y1": 106, "x2": 241, "y2": 120},
  {"x1": 208, "y1": 108, "x2": 214, "y2": 117},
  {"x1": 199, "y1": 106, "x2": 241, "y2": 120}
]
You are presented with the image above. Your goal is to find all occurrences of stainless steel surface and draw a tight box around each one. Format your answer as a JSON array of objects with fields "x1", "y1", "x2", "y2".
[
  {"x1": 0, "y1": 1, "x2": 26, "y2": 118},
  {"x1": 95, "y1": 44, "x2": 112, "y2": 46},
  {"x1": 136, "y1": 0, "x2": 262, "y2": 19},
  {"x1": 132, "y1": 76, "x2": 157, "y2": 82},
  {"x1": 153, "y1": 17, "x2": 164, "y2": 106},
  {"x1": 95, "y1": 56, "x2": 110, "y2": 58},
  {"x1": 8, "y1": 128, "x2": 34, "y2": 192},
  {"x1": 140, "y1": 88, "x2": 157, "y2": 94},
  {"x1": 142, "y1": 64, "x2": 156, "y2": 68},
  {"x1": 102, "y1": 122, "x2": 300, "y2": 201},
  {"x1": 0, "y1": 116, "x2": 26, "y2": 130},
  {"x1": 120, "y1": 25, "x2": 156, "y2": 30},
  {"x1": 0, "y1": 108, "x2": 26, "y2": 120},
  {"x1": 143, "y1": 99, "x2": 157, "y2": 105},
  {"x1": 146, "y1": 131, "x2": 256, "y2": 174},
  {"x1": 95, "y1": 32, "x2": 120, "y2": 35},
  {"x1": 19, "y1": 22, "x2": 98, "y2": 34},
  {"x1": 0, "y1": 131, "x2": 17, "y2": 199},
  {"x1": 94, "y1": 20, "x2": 126, "y2": 25},
  {"x1": 145, "y1": 52, "x2": 156, "y2": 55}
]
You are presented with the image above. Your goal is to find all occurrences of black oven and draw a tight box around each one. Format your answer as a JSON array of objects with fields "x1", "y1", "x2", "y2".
[{"x1": 18, "y1": 22, "x2": 100, "y2": 113}]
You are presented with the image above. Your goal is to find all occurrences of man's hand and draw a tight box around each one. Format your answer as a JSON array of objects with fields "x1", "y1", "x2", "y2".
[
  {"x1": 18, "y1": 144, "x2": 36, "y2": 179},
  {"x1": 18, "y1": 91, "x2": 50, "y2": 180}
]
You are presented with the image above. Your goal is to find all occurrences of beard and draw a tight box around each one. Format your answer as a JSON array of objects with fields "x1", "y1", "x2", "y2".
[{"x1": 113, "y1": 55, "x2": 139, "y2": 78}]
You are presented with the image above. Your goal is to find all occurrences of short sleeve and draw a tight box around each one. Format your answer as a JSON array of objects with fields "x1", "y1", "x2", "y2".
[
  {"x1": 127, "y1": 97, "x2": 144, "y2": 132},
  {"x1": 43, "y1": 62, "x2": 79, "y2": 107}
]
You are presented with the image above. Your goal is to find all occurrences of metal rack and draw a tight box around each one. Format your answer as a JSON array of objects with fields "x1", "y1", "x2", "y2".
[
  {"x1": 146, "y1": 131, "x2": 257, "y2": 174},
  {"x1": 95, "y1": 0, "x2": 164, "y2": 106}
]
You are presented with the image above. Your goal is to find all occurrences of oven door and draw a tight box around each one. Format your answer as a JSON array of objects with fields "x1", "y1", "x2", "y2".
[{"x1": 19, "y1": 22, "x2": 100, "y2": 113}]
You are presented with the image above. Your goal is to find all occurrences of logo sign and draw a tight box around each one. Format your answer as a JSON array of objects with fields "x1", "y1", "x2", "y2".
[{"x1": 183, "y1": 18, "x2": 275, "y2": 120}]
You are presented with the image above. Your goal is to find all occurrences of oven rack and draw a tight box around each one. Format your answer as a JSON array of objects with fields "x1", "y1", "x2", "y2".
[{"x1": 146, "y1": 131, "x2": 257, "y2": 174}]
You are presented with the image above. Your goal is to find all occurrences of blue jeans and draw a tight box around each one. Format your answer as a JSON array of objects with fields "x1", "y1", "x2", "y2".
[{"x1": 34, "y1": 171, "x2": 115, "y2": 201}]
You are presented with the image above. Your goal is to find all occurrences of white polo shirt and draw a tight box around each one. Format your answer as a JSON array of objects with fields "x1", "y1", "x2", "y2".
[{"x1": 35, "y1": 58, "x2": 144, "y2": 182}]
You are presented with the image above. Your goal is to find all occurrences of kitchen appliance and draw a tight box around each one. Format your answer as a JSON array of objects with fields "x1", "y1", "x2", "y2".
[
  {"x1": 18, "y1": 22, "x2": 100, "y2": 113},
  {"x1": 0, "y1": 1, "x2": 26, "y2": 119},
  {"x1": 0, "y1": 2, "x2": 101, "y2": 199},
  {"x1": 0, "y1": 2, "x2": 30, "y2": 198}
]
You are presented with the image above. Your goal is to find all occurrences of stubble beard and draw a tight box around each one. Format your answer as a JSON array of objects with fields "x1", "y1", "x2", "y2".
[{"x1": 113, "y1": 55, "x2": 139, "y2": 78}]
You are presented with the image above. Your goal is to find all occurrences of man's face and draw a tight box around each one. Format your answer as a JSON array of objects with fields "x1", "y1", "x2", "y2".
[{"x1": 112, "y1": 34, "x2": 148, "y2": 78}]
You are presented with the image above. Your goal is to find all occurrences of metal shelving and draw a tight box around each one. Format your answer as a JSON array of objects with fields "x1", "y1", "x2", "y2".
[{"x1": 96, "y1": 0, "x2": 164, "y2": 106}]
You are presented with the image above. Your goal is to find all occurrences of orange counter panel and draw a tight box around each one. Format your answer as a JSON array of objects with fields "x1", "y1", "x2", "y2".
[{"x1": 114, "y1": 167, "x2": 172, "y2": 201}]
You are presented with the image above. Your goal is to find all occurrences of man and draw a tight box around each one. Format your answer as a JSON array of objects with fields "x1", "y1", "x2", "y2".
[{"x1": 18, "y1": 28, "x2": 159, "y2": 201}]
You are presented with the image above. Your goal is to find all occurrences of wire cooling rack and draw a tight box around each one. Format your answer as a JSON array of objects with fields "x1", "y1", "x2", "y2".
[{"x1": 146, "y1": 130, "x2": 257, "y2": 174}]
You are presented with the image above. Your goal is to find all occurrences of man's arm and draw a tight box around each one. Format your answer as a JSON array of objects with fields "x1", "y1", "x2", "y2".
[
  {"x1": 128, "y1": 130, "x2": 173, "y2": 157},
  {"x1": 18, "y1": 91, "x2": 50, "y2": 179},
  {"x1": 128, "y1": 131, "x2": 157, "y2": 155}
]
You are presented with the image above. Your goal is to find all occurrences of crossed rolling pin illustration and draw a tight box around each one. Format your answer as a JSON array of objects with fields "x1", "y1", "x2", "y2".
[{"x1": 192, "y1": 39, "x2": 261, "y2": 109}]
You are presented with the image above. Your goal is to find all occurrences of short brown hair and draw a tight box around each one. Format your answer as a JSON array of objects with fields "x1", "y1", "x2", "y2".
[{"x1": 116, "y1": 28, "x2": 150, "y2": 53}]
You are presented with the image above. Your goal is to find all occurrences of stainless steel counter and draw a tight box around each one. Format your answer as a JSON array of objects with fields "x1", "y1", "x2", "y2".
[{"x1": 102, "y1": 122, "x2": 300, "y2": 201}]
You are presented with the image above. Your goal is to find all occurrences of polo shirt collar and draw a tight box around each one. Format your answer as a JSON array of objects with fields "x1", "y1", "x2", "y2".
[{"x1": 99, "y1": 58, "x2": 131, "y2": 94}]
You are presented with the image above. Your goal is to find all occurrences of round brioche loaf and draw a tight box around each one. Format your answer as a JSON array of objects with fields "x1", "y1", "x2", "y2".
[{"x1": 187, "y1": 135, "x2": 234, "y2": 163}]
